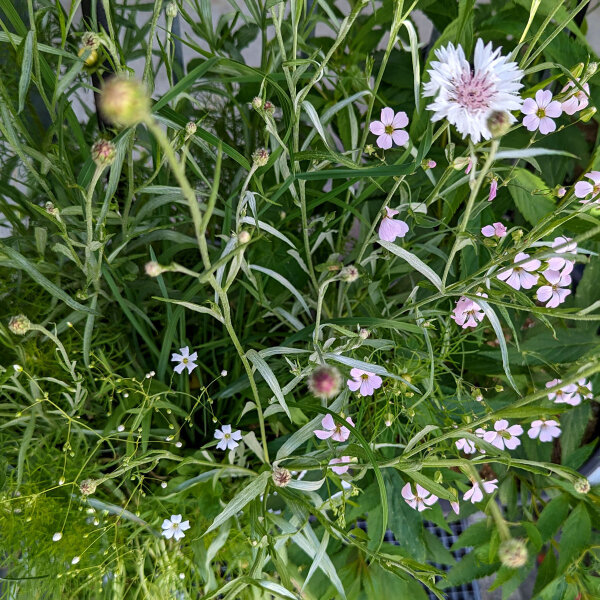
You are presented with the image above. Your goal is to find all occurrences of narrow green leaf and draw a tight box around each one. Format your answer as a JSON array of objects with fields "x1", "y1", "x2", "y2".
[
  {"x1": 18, "y1": 30, "x2": 34, "y2": 113},
  {"x1": 378, "y1": 240, "x2": 443, "y2": 291},
  {"x1": 246, "y1": 349, "x2": 291, "y2": 420}
]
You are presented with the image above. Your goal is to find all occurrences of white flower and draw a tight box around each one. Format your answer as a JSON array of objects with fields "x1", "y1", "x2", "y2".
[
  {"x1": 220, "y1": 370, "x2": 228, "y2": 377},
  {"x1": 52, "y1": 532, "x2": 62, "y2": 542},
  {"x1": 329, "y1": 456, "x2": 352, "y2": 475},
  {"x1": 117, "y1": 424, "x2": 125, "y2": 432},
  {"x1": 528, "y1": 419, "x2": 561, "y2": 442},
  {"x1": 401, "y1": 482, "x2": 438, "y2": 511},
  {"x1": 483, "y1": 419, "x2": 523, "y2": 450},
  {"x1": 463, "y1": 479, "x2": 498, "y2": 503},
  {"x1": 71, "y1": 556, "x2": 80, "y2": 565},
  {"x1": 346, "y1": 368, "x2": 383, "y2": 397},
  {"x1": 521, "y1": 90, "x2": 562, "y2": 134},
  {"x1": 161, "y1": 514, "x2": 191, "y2": 541},
  {"x1": 423, "y1": 39, "x2": 523, "y2": 143},
  {"x1": 171, "y1": 346, "x2": 198, "y2": 374},
  {"x1": 214, "y1": 424, "x2": 242, "y2": 451},
  {"x1": 481, "y1": 222, "x2": 507, "y2": 238},
  {"x1": 537, "y1": 262, "x2": 573, "y2": 308},
  {"x1": 455, "y1": 437, "x2": 477, "y2": 454},
  {"x1": 569, "y1": 378, "x2": 593, "y2": 405},
  {"x1": 497, "y1": 252, "x2": 540, "y2": 290},
  {"x1": 546, "y1": 378, "x2": 578, "y2": 405}
]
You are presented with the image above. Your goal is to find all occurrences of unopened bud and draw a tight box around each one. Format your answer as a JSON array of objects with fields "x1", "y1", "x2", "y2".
[
  {"x1": 78, "y1": 32, "x2": 100, "y2": 66},
  {"x1": 166, "y1": 2, "x2": 178, "y2": 18},
  {"x1": 359, "y1": 328, "x2": 370, "y2": 339},
  {"x1": 91, "y1": 139, "x2": 116, "y2": 167},
  {"x1": 45, "y1": 201, "x2": 60, "y2": 218},
  {"x1": 308, "y1": 365, "x2": 342, "y2": 400},
  {"x1": 512, "y1": 229, "x2": 523, "y2": 243},
  {"x1": 580, "y1": 106, "x2": 597, "y2": 122},
  {"x1": 251, "y1": 96, "x2": 263, "y2": 110},
  {"x1": 144, "y1": 261, "x2": 164, "y2": 277},
  {"x1": 487, "y1": 111, "x2": 511, "y2": 137},
  {"x1": 340, "y1": 265, "x2": 359, "y2": 283},
  {"x1": 252, "y1": 148, "x2": 269, "y2": 167},
  {"x1": 364, "y1": 144, "x2": 375, "y2": 155},
  {"x1": 421, "y1": 158, "x2": 436, "y2": 169},
  {"x1": 185, "y1": 121, "x2": 196, "y2": 137},
  {"x1": 574, "y1": 477, "x2": 590, "y2": 494},
  {"x1": 263, "y1": 100, "x2": 275, "y2": 114},
  {"x1": 238, "y1": 230, "x2": 251, "y2": 244},
  {"x1": 585, "y1": 62, "x2": 598, "y2": 78},
  {"x1": 498, "y1": 539, "x2": 528, "y2": 569},
  {"x1": 384, "y1": 413, "x2": 393, "y2": 427},
  {"x1": 452, "y1": 157, "x2": 470, "y2": 171},
  {"x1": 272, "y1": 467, "x2": 292, "y2": 487},
  {"x1": 554, "y1": 185, "x2": 566, "y2": 198},
  {"x1": 100, "y1": 77, "x2": 150, "y2": 128},
  {"x1": 8, "y1": 315, "x2": 31, "y2": 335},
  {"x1": 79, "y1": 479, "x2": 97, "y2": 496},
  {"x1": 570, "y1": 63, "x2": 585, "y2": 78}
]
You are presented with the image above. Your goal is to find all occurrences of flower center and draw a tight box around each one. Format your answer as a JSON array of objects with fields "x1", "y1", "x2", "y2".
[
  {"x1": 536, "y1": 108, "x2": 546, "y2": 118},
  {"x1": 183, "y1": 358, "x2": 188, "y2": 364},
  {"x1": 499, "y1": 430, "x2": 512, "y2": 439},
  {"x1": 384, "y1": 124, "x2": 394, "y2": 135},
  {"x1": 224, "y1": 433, "x2": 230, "y2": 439},
  {"x1": 361, "y1": 374, "x2": 369, "y2": 380},
  {"x1": 455, "y1": 71, "x2": 494, "y2": 111}
]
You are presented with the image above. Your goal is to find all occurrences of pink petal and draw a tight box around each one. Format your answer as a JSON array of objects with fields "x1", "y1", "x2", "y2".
[
  {"x1": 522, "y1": 114, "x2": 540, "y2": 131},
  {"x1": 536, "y1": 286, "x2": 553, "y2": 302},
  {"x1": 505, "y1": 271, "x2": 523, "y2": 290},
  {"x1": 350, "y1": 368, "x2": 364, "y2": 378},
  {"x1": 519, "y1": 271, "x2": 539, "y2": 290},
  {"x1": 401, "y1": 483, "x2": 414, "y2": 500},
  {"x1": 561, "y1": 96, "x2": 579, "y2": 115},
  {"x1": 392, "y1": 111, "x2": 409, "y2": 129},
  {"x1": 376, "y1": 134, "x2": 392, "y2": 150},
  {"x1": 536, "y1": 89, "x2": 552, "y2": 108},
  {"x1": 314, "y1": 429, "x2": 333, "y2": 440},
  {"x1": 391, "y1": 129, "x2": 409, "y2": 146},
  {"x1": 538, "y1": 117, "x2": 556, "y2": 135},
  {"x1": 347, "y1": 379, "x2": 361, "y2": 391},
  {"x1": 385, "y1": 207, "x2": 399, "y2": 218},
  {"x1": 527, "y1": 426, "x2": 540, "y2": 440},
  {"x1": 521, "y1": 98, "x2": 538, "y2": 115},
  {"x1": 574, "y1": 181, "x2": 593, "y2": 198},
  {"x1": 321, "y1": 414, "x2": 335, "y2": 430},
  {"x1": 588, "y1": 171, "x2": 600, "y2": 185},
  {"x1": 380, "y1": 107, "x2": 395, "y2": 125},
  {"x1": 359, "y1": 380, "x2": 375, "y2": 396},
  {"x1": 369, "y1": 120, "x2": 385, "y2": 135},
  {"x1": 481, "y1": 225, "x2": 496, "y2": 237},
  {"x1": 545, "y1": 101, "x2": 562, "y2": 118}
]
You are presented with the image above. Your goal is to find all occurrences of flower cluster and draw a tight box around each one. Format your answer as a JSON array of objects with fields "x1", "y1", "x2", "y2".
[{"x1": 546, "y1": 378, "x2": 593, "y2": 407}]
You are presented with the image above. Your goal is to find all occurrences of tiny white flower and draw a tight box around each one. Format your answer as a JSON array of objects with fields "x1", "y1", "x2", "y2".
[
  {"x1": 52, "y1": 532, "x2": 62, "y2": 542},
  {"x1": 220, "y1": 370, "x2": 228, "y2": 377},
  {"x1": 175, "y1": 441, "x2": 182, "y2": 448},
  {"x1": 13, "y1": 364, "x2": 23, "y2": 372},
  {"x1": 117, "y1": 425, "x2": 125, "y2": 432},
  {"x1": 546, "y1": 378, "x2": 578, "y2": 405},
  {"x1": 455, "y1": 438, "x2": 477, "y2": 454},
  {"x1": 161, "y1": 514, "x2": 191, "y2": 541},
  {"x1": 161, "y1": 481, "x2": 168, "y2": 489},
  {"x1": 71, "y1": 556, "x2": 80, "y2": 565},
  {"x1": 569, "y1": 378, "x2": 593, "y2": 405},
  {"x1": 179, "y1": 573, "x2": 185, "y2": 580},
  {"x1": 171, "y1": 346, "x2": 198, "y2": 375},
  {"x1": 214, "y1": 424, "x2": 243, "y2": 451}
]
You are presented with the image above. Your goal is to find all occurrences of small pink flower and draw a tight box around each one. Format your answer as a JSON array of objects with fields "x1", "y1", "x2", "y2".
[
  {"x1": 488, "y1": 178, "x2": 498, "y2": 202},
  {"x1": 475, "y1": 427, "x2": 487, "y2": 438},
  {"x1": 522, "y1": 89, "x2": 562, "y2": 134},
  {"x1": 329, "y1": 456, "x2": 352, "y2": 475},
  {"x1": 546, "y1": 378, "x2": 578, "y2": 405},
  {"x1": 451, "y1": 293, "x2": 487, "y2": 329},
  {"x1": 547, "y1": 236, "x2": 577, "y2": 271},
  {"x1": 481, "y1": 222, "x2": 507, "y2": 238},
  {"x1": 537, "y1": 262, "x2": 573, "y2": 308},
  {"x1": 347, "y1": 368, "x2": 383, "y2": 396},
  {"x1": 450, "y1": 501, "x2": 460, "y2": 515},
  {"x1": 569, "y1": 378, "x2": 593, "y2": 405},
  {"x1": 560, "y1": 79, "x2": 590, "y2": 115},
  {"x1": 465, "y1": 158, "x2": 474, "y2": 175},
  {"x1": 497, "y1": 252, "x2": 540, "y2": 290},
  {"x1": 574, "y1": 171, "x2": 600, "y2": 204},
  {"x1": 401, "y1": 483, "x2": 438, "y2": 512},
  {"x1": 528, "y1": 419, "x2": 561, "y2": 442},
  {"x1": 427, "y1": 159, "x2": 436, "y2": 169},
  {"x1": 378, "y1": 207, "x2": 409, "y2": 242},
  {"x1": 314, "y1": 414, "x2": 354, "y2": 442},
  {"x1": 369, "y1": 108, "x2": 409, "y2": 150},
  {"x1": 557, "y1": 186, "x2": 566, "y2": 198},
  {"x1": 463, "y1": 479, "x2": 498, "y2": 503},
  {"x1": 455, "y1": 438, "x2": 476, "y2": 454},
  {"x1": 483, "y1": 419, "x2": 523, "y2": 450}
]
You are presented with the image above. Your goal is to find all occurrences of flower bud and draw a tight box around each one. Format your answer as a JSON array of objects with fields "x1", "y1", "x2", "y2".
[
  {"x1": 238, "y1": 230, "x2": 251, "y2": 244},
  {"x1": 185, "y1": 121, "x2": 197, "y2": 137},
  {"x1": 8, "y1": 315, "x2": 31, "y2": 335},
  {"x1": 554, "y1": 185, "x2": 566, "y2": 198},
  {"x1": 91, "y1": 139, "x2": 116, "y2": 167},
  {"x1": 384, "y1": 413, "x2": 393, "y2": 427},
  {"x1": 144, "y1": 261, "x2": 164, "y2": 277},
  {"x1": 498, "y1": 539, "x2": 528, "y2": 569},
  {"x1": 166, "y1": 2, "x2": 178, "y2": 18},
  {"x1": 421, "y1": 158, "x2": 436, "y2": 169},
  {"x1": 574, "y1": 477, "x2": 590, "y2": 494},
  {"x1": 251, "y1": 96, "x2": 263, "y2": 111},
  {"x1": 364, "y1": 144, "x2": 375, "y2": 155},
  {"x1": 45, "y1": 201, "x2": 60, "y2": 218},
  {"x1": 340, "y1": 265, "x2": 359, "y2": 283},
  {"x1": 272, "y1": 467, "x2": 292, "y2": 487},
  {"x1": 307, "y1": 365, "x2": 342, "y2": 400},
  {"x1": 487, "y1": 111, "x2": 511, "y2": 137},
  {"x1": 263, "y1": 100, "x2": 275, "y2": 115},
  {"x1": 580, "y1": 106, "x2": 597, "y2": 122},
  {"x1": 570, "y1": 63, "x2": 585, "y2": 78},
  {"x1": 585, "y1": 62, "x2": 598, "y2": 78},
  {"x1": 252, "y1": 148, "x2": 269, "y2": 167},
  {"x1": 452, "y1": 157, "x2": 471, "y2": 171},
  {"x1": 100, "y1": 77, "x2": 150, "y2": 128},
  {"x1": 359, "y1": 328, "x2": 370, "y2": 339},
  {"x1": 79, "y1": 479, "x2": 97, "y2": 496},
  {"x1": 78, "y1": 32, "x2": 100, "y2": 67}
]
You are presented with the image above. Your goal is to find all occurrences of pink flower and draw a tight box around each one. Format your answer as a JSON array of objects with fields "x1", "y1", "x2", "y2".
[
  {"x1": 401, "y1": 483, "x2": 438, "y2": 512},
  {"x1": 329, "y1": 456, "x2": 352, "y2": 475},
  {"x1": 475, "y1": 427, "x2": 487, "y2": 438},
  {"x1": 546, "y1": 378, "x2": 578, "y2": 405},
  {"x1": 463, "y1": 479, "x2": 498, "y2": 503},
  {"x1": 465, "y1": 158, "x2": 474, "y2": 175},
  {"x1": 314, "y1": 414, "x2": 354, "y2": 442},
  {"x1": 488, "y1": 178, "x2": 498, "y2": 202},
  {"x1": 378, "y1": 207, "x2": 409, "y2": 242},
  {"x1": 497, "y1": 252, "x2": 540, "y2": 290},
  {"x1": 427, "y1": 159, "x2": 436, "y2": 168},
  {"x1": 574, "y1": 171, "x2": 600, "y2": 204},
  {"x1": 455, "y1": 437, "x2": 476, "y2": 454},
  {"x1": 528, "y1": 419, "x2": 561, "y2": 442},
  {"x1": 537, "y1": 262, "x2": 572, "y2": 308},
  {"x1": 450, "y1": 501, "x2": 460, "y2": 515},
  {"x1": 557, "y1": 186, "x2": 566, "y2": 198},
  {"x1": 347, "y1": 368, "x2": 383, "y2": 396},
  {"x1": 522, "y1": 90, "x2": 562, "y2": 134},
  {"x1": 483, "y1": 419, "x2": 523, "y2": 450},
  {"x1": 481, "y1": 222, "x2": 507, "y2": 238},
  {"x1": 560, "y1": 79, "x2": 590, "y2": 115},
  {"x1": 369, "y1": 108, "x2": 409, "y2": 150},
  {"x1": 451, "y1": 293, "x2": 487, "y2": 329},
  {"x1": 547, "y1": 236, "x2": 577, "y2": 271}
]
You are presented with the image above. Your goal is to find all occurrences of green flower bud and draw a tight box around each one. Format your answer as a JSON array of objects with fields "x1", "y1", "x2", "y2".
[
  {"x1": 580, "y1": 106, "x2": 597, "y2": 122},
  {"x1": 166, "y1": 2, "x2": 178, "y2": 18},
  {"x1": 487, "y1": 111, "x2": 511, "y2": 137},
  {"x1": 91, "y1": 139, "x2": 116, "y2": 167},
  {"x1": 8, "y1": 315, "x2": 31, "y2": 335},
  {"x1": 498, "y1": 539, "x2": 528, "y2": 569},
  {"x1": 574, "y1": 477, "x2": 590, "y2": 494},
  {"x1": 100, "y1": 77, "x2": 150, "y2": 128},
  {"x1": 252, "y1": 148, "x2": 269, "y2": 167}
]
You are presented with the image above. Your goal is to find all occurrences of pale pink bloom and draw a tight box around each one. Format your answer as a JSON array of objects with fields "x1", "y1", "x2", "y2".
[
  {"x1": 455, "y1": 438, "x2": 476, "y2": 454},
  {"x1": 547, "y1": 236, "x2": 577, "y2": 271},
  {"x1": 497, "y1": 252, "x2": 540, "y2": 290},
  {"x1": 450, "y1": 501, "x2": 460, "y2": 515},
  {"x1": 378, "y1": 207, "x2": 409, "y2": 242},
  {"x1": 546, "y1": 378, "x2": 578, "y2": 405},
  {"x1": 481, "y1": 222, "x2": 507, "y2": 238},
  {"x1": 537, "y1": 262, "x2": 572, "y2": 308},
  {"x1": 214, "y1": 424, "x2": 242, "y2": 451},
  {"x1": 314, "y1": 414, "x2": 355, "y2": 442},
  {"x1": 161, "y1": 514, "x2": 191, "y2": 541},
  {"x1": 401, "y1": 482, "x2": 438, "y2": 512},
  {"x1": 347, "y1": 368, "x2": 383, "y2": 396},
  {"x1": 569, "y1": 378, "x2": 593, "y2": 405},
  {"x1": 483, "y1": 419, "x2": 523, "y2": 450},
  {"x1": 329, "y1": 456, "x2": 352, "y2": 475},
  {"x1": 427, "y1": 159, "x2": 437, "y2": 168},
  {"x1": 463, "y1": 479, "x2": 498, "y2": 503},
  {"x1": 528, "y1": 419, "x2": 561, "y2": 442},
  {"x1": 451, "y1": 294, "x2": 487, "y2": 329},
  {"x1": 574, "y1": 171, "x2": 600, "y2": 204},
  {"x1": 560, "y1": 79, "x2": 590, "y2": 115},
  {"x1": 557, "y1": 186, "x2": 566, "y2": 198},
  {"x1": 369, "y1": 108, "x2": 409, "y2": 150},
  {"x1": 522, "y1": 89, "x2": 562, "y2": 134},
  {"x1": 488, "y1": 178, "x2": 498, "y2": 202},
  {"x1": 475, "y1": 427, "x2": 487, "y2": 438},
  {"x1": 465, "y1": 158, "x2": 473, "y2": 175},
  {"x1": 171, "y1": 346, "x2": 198, "y2": 374}
]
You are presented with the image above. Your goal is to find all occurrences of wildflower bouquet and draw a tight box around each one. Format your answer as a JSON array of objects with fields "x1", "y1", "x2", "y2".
[{"x1": 1, "y1": 0, "x2": 600, "y2": 598}]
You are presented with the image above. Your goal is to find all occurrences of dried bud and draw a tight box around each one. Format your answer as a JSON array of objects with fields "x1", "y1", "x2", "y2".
[
  {"x1": 79, "y1": 479, "x2": 97, "y2": 496},
  {"x1": 144, "y1": 261, "x2": 164, "y2": 277},
  {"x1": 238, "y1": 230, "x2": 251, "y2": 244},
  {"x1": 185, "y1": 121, "x2": 197, "y2": 137},
  {"x1": 580, "y1": 106, "x2": 597, "y2": 122},
  {"x1": 252, "y1": 148, "x2": 269, "y2": 167},
  {"x1": 574, "y1": 478, "x2": 590, "y2": 494},
  {"x1": 340, "y1": 265, "x2": 359, "y2": 283},
  {"x1": 585, "y1": 62, "x2": 598, "y2": 78},
  {"x1": 45, "y1": 201, "x2": 60, "y2": 218},
  {"x1": 251, "y1": 96, "x2": 263, "y2": 110},
  {"x1": 100, "y1": 77, "x2": 150, "y2": 128},
  {"x1": 498, "y1": 539, "x2": 528, "y2": 569},
  {"x1": 359, "y1": 328, "x2": 370, "y2": 339},
  {"x1": 166, "y1": 2, "x2": 178, "y2": 18},
  {"x1": 487, "y1": 111, "x2": 511, "y2": 137},
  {"x1": 8, "y1": 315, "x2": 31, "y2": 335},
  {"x1": 91, "y1": 139, "x2": 116, "y2": 167},
  {"x1": 272, "y1": 467, "x2": 292, "y2": 487},
  {"x1": 263, "y1": 100, "x2": 275, "y2": 115},
  {"x1": 308, "y1": 365, "x2": 342, "y2": 400}
]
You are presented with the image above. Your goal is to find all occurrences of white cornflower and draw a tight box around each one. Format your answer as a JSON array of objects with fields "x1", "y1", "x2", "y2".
[
  {"x1": 214, "y1": 424, "x2": 242, "y2": 451},
  {"x1": 171, "y1": 346, "x2": 198, "y2": 374},
  {"x1": 423, "y1": 39, "x2": 523, "y2": 143},
  {"x1": 161, "y1": 514, "x2": 191, "y2": 541}
]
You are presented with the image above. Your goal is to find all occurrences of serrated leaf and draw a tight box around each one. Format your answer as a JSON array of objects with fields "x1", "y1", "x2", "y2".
[
  {"x1": 508, "y1": 168, "x2": 555, "y2": 226},
  {"x1": 557, "y1": 503, "x2": 590, "y2": 573}
]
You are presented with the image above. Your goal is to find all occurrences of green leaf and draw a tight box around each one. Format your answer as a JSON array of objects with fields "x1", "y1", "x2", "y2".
[
  {"x1": 378, "y1": 240, "x2": 443, "y2": 291},
  {"x1": 246, "y1": 349, "x2": 291, "y2": 421},
  {"x1": 536, "y1": 494, "x2": 570, "y2": 542},
  {"x1": 18, "y1": 30, "x2": 34, "y2": 113},
  {"x1": 508, "y1": 168, "x2": 556, "y2": 226},
  {"x1": 557, "y1": 502, "x2": 590, "y2": 573},
  {"x1": 249, "y1": 264, "x2": 311, "y2": 315}
]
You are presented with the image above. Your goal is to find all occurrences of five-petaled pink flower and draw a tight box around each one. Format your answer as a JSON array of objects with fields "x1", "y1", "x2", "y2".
[
  {"x1": 369, "y1": 108, "x2": 409, "y2": 150},
  {"x1": 314, "y1": 414, "x2": 354, "y2": 442},
  {"x1": 329, "y1": 456, "x2": 352, "y2": 475},
  {"x1": 537, "y1": 262, "x2": 572, "y2": 308},
  {"x1": 483, "y1": 419, "x2": 523, "y2": 450},
  {"x1": 401, "y1": 482, "x2": 438, "y2": 511},
  {"x1": 521, "y1": 90, "x2": 562, "y2": 134},
  {"x1": 528, "y1": 419, "x2": 561, "y2": 442},
  {"x1": 378, "y1": 207, "x2": 409, "y2": 242},
  {"x1": 560, "y1": 79, "x2": 590, "y2": 115},
  {"x1": 481, "y1": 222, "x2": 507, "y2": 238},
  {"x1": 455, "y1": 437, "x2": 477, "y2": 454},
  {"x1": 451, "y1": 293, "x2": 487, "y2": 329},
  {"x1": 546, "y1": 378, "x2": 578, "y2": 405},
  {"x1": 347, "y1": 368, "x2": 383, "y2": 396},
  {"x1": 463, "y1": 479, "x2": 498, "y2": 503},
  {"x1": 547, "y1": 236, "x2": 577, "y2": 271},
  {"x1": 497, "y1": 252, "x2": 541, "y2": 290},
  {"x1": 488, "y1": 178, "x2": 498, "y2": 202},
  {"x1": 574, "y1": 171, "x2": 600, "y2": 204}
]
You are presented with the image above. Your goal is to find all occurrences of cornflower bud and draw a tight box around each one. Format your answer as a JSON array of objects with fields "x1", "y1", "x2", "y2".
[
  {"x1": 9, "y1": 315, "x2": 31, "y2": 335},
  {"x1": 100, "y1": 77, "x2": 150, "y2": 128},
  {"x1": 487, "y1": 111, "x2": 511, "y2": 137},
  {"x1": 91, "y1": 139, "x2": 116, "y2": 167},
  {"x1": 272, "y1": 467, "x2": 292, "y2": 487},
  {"x1": 307, "y1": 365, "x2": 342, "y2": 400},
  {"x1": 498, "y1": 539, "x2": 528, "y2": 569},
  {"x1": 166, "y1": 2, "x2": 178, "y2": 18},
  {"x1": 252, "y1": 148, "x2": 269, "y2": 167},
  {"x1": 340, "y1": 265, "x2": 359, "y2": 282}
]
